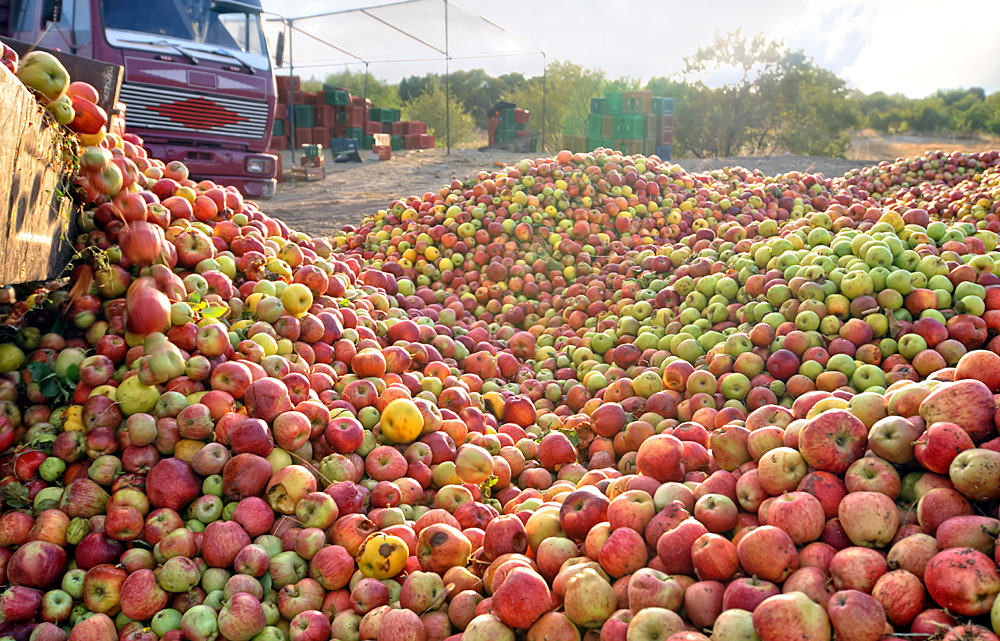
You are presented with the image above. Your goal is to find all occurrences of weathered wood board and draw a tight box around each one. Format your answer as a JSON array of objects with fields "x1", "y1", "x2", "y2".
[
  {"x1": 0, "y1": 64, "x2": 74, "y2": 285},
  {"x1": 0, "y1": 37, "x2": 123, "y2": 117}
]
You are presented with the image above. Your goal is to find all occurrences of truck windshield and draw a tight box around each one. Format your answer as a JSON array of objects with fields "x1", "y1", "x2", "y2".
[{"x1": 101, "y1": 0, "x2": 266, "y2": 56}]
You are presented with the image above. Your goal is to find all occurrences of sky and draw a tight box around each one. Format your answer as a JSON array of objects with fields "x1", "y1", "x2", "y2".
[{"x1": 259, "y1": 0, "x2": 1000, "y2": 98}]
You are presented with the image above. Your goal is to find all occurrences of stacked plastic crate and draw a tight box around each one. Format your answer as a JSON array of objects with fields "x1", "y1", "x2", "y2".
[
  {"x1": 582, "y1": 91, "x2": 674, "y2": 158},
  {"x1": 652, "y1": 97, "x2": 674, "y2": 160},
  {"x1": 488, "y1": 103, "x2": 534, "y2": 152},
  {"x1": 269, "y1": 78, "x2": 435, "y2": 155}
]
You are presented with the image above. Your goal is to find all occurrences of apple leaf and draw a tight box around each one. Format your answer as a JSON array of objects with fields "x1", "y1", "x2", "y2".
[
  {"x1": 558, "y1": 428, "x2": 579, "y2": 447},
  {"x1": 27, "y1": 361, "x2": 53, "y2": 382},
  {"x1": 39, "y1": 379, "x2": 61, "y2": 398},
  {"x1": 65, "y1": 364, "x2": 79, "y2": 382},
  {"x1": 202, "y1": 304, "x2": 227, "y2": 319},
  {"x1": 2, "y1": 482, "x2": 29, "y2": 509},
  {"x1": 480, "y1": 475, "x2": 499, "y2": 498},
  {"x1": 188, "y1": 291, "x2": 202, "y2": 304}
]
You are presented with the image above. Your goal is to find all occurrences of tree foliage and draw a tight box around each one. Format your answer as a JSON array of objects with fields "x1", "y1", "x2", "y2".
[
  {"x1": 299, "y1": 31, "x2": 1000, "y2": 156},
  {"x1": 402, "y1": 82, "x2": 478, "y2": 148},
  {"x1": 305, "y1": 68, "x2": 402, "y2": 109},
  {"x1": 854, "y1": 87, "x2": 999, "y2": 136},
  {"x1": 658, "y1": 31, "x2": 857, "y2": 158}
]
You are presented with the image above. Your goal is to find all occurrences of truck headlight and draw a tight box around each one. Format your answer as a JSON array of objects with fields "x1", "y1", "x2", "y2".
[{"x1": 245, "y1": 156, "x2": 274, "y2": 175}]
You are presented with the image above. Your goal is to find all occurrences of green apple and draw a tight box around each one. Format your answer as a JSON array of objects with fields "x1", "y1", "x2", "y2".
[
  {"x1": 17, "y1": 51, "x2": 69, "y2": 102},
  {"x1": 45, "y1": 94, "x2": 75, "y2": 125}
]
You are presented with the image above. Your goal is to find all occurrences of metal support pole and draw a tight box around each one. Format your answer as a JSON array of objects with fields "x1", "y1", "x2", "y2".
[
  {"x1": 288, "y1": 20, "x2": 296, "y2": 185},
  {"x1": 444, "y1": 0, "x2": 450, "y2": 154},
  {"x1": 363, "y1": 62, "x2": 369, "y2": 100},
  {"x1": 541, "y1": 53, "x2": 547, "y2": 153}
]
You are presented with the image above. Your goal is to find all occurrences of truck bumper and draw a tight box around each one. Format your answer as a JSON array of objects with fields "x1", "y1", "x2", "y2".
[
  {"x1": 141, "y1": 143, "x2": 277, "y2": 200},
  {"x1": 220, "y1": 177, "x2": 276, "y2": 200}
]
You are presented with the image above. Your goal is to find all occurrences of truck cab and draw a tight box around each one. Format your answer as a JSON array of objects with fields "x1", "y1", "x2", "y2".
[{"x1": 2, "y1": 0, "x2": 278, "y2": 198}]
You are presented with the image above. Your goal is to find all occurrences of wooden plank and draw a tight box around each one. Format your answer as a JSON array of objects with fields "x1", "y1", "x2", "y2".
[
  {"x1": 0, "y1": 37, "x2": 123, "y2": 116},
  {"x1": 0, "y1": 64, "x2": 73, "y2": 285}
]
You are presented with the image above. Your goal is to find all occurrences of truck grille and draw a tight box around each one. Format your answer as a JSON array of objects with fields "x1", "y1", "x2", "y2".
[{"x1": 119, "y1": 82, "x2": 270, "y2": 140}]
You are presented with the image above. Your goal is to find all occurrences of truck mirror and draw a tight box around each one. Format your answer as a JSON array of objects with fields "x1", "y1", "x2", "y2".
[{"x1": 274, "y1": 31, "x2": 284, "y2": 67}]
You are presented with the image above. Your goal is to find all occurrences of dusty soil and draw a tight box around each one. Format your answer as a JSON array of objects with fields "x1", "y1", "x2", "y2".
[
  {"x1": 263, "y1": 148, "x2": 882, "y2": 238},
  {"x1": 848, "y1": 129, "x2": 1000, "y2": 161},
  {"x1": 264, "y1": 130, "x2": 1000, "y2": 238}
]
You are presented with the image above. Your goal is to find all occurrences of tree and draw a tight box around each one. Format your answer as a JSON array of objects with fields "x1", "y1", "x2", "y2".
[
  {"x1": 767, "y1": 57, "x2": 858, "y2": 156},
  {"x1": 307, "y1": 68, "x2": 402, "y2": 109},
  {"x1": 403, "y1": 82, "x2": 478, "y2": 148},
  {"x1": 676, "y1": 30, "x2": 787, "y2": 157},
  {"x1": 663, "y1": 31, "x2": 858, "y2": 158},
  {"x1": 445, "y1": 69, "x2": 525, "y2": 128},
  {"x1": 398, "y1": 73, "x2": 439, "y2": 102}
]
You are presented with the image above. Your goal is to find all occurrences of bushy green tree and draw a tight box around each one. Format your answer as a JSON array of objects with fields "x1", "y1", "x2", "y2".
[
  {"x1": 403, "y1": 82, "x2": 478, "y2": 148},
  {"x1": 305, "y1": 68, "x2": 402, "y2": 108}
]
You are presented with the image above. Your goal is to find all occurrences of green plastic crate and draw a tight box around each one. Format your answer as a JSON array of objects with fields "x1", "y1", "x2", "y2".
[
  {"x1": 291, "y1": 104, "x2": 314, "y2": 128},
  {"x1": 370, "y1": 107, "x2": 385, "y2": 122},
  {"x1": 497, "y1": 108, "x2": 516, "y2": 127},
  {"x1": 590, "y1": 97, "x2": 605, "y2": 114},
  {"x1": 360, "y1": 135, "x2": 374, "y2": 150},
  {"x1": 344, "y1": 127, "x2": 364, "y2": 141},
  {"x1": 515, "y1": 122, "x2": 527, "y2": 132},
  {"x1": 390, "y1": 135, "x2": 403, "y2": 151},
  {"x1": 337, "y1": 110, "x2": 346, "y2": 126},
  {"x1": 587, "y1": 114, "x2": 603, "y2": 138},
  {"x1": 387, "y1": 108, "x2": 401, "y2": 122},
  {"x1": 613, "y1": 114, "x2": 644, "y2": 139},
  {"x1": 494, "y1": 126, "x2": 517, "y2": 142},
  {"x1": 322, "y1": 86, "x2": 351, "y2": 105},
  {"x1": 602, "y1": 92, "x2": 622, "y2": 115},
  {"x1": 302, "y1": 144, "x2": 323, "y2": 158},
  {"x1": 272, "y1": 119, "x2": 285, "y2": 136}
]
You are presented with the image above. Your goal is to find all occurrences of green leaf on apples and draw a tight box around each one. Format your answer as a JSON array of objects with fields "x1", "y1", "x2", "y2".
[
  {"x1": 64, "y1": 363, "x2": 79, "y2": 382},
  {"x1": 558, "y1": 428, "x2": 579, "y2": 447},
  {"x1": 39, "y1": 379, "x2": 61, "y2": 398},
  {"x1": 27, "y1": 361, "x2": 54, "y2": 382},
  {"x1": 202, "y1": 304, "x2": 227, "y2": 319},
  {"x1": 3, "y1": 482, "x2": 29, "y2": 509},
  {"x1": 188, "y1": 291, "x2": 202, "y2": 304},
  {"x1": 480, "y1": 474, "x2": 499, "y2": 498}
]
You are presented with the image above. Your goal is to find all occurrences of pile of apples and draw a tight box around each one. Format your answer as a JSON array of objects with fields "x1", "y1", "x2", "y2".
[
  {"x1": 0, "y1": 134, "x2": 999, "y2": 641},
  {"x1": 8, "y1": 49, "x2": 110, "y2": 142}
]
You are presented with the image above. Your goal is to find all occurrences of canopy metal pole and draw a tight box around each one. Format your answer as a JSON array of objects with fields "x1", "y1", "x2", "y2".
[
  {"x1": 364, "y1": 62, "x2": 369, "y2": 100},
  {"x1": 288, "y1": 19, "x2": 296, "y2": 185},
  {"x1": 444, "y1": 0, "x2": 450, "y2": 154},
  {"x1": 541, "y1": 52, "x2": 547, "y2": 153}
]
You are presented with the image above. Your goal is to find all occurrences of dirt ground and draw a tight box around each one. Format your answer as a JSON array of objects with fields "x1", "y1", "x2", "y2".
[{"x1": 262, "y1": 131, "x2": 999, "y2": 238}]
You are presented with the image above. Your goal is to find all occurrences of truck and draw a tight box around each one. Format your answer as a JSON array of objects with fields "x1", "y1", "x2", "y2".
[{"x1": 0, "y1": 0, "x2": 278, "y2": 199}]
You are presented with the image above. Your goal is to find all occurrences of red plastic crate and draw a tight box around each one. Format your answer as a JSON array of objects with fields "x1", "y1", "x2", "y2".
[
  {"x1": 419, "y1": 134, "x2": 434, "y2": 148},
  {"x1": 294, "y1": 128, "x2": 313, "y2": 145},
  {"x1": 364, "y1": 121, "x2": 382, "y2": 136},
  {"x1": 391, "y1": 122, "x2": 405, "y2": 136},
  {"x1": 373, "y1": 145, "x2": 391, "y2": 160},
  {"x1": 312, "y1": 127, "x2": 330, "y2": 144},
  {"x1": 314, "y1": 106, "x2": 336, "y2": 126},
  {"x1": 270, "y1": 135, "x2": 289, "y2": 151},
  {"x1": 275, "y1": 75, "x2": 300, "y2": 92},
  {"x1": 514, "y1": 108, "x2": 530, "y2": 124},
  {"x1": 403, "y1": 134, "x2": 421, "y2": 149}
]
